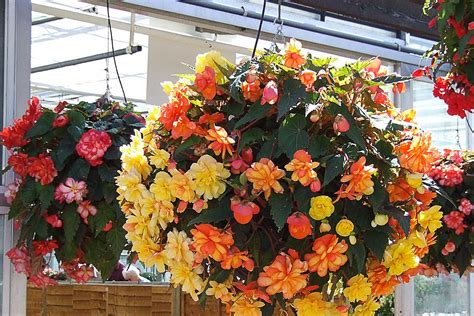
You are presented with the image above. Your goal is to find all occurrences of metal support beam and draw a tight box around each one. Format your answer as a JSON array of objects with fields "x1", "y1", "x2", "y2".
[{"x1": 31, "y1": 45, "x2": 142, "y2": 73}]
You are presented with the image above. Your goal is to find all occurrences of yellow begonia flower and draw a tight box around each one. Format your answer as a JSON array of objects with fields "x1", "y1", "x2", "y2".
[
  {"x1": 146, "y1": 106, "x2": 161, "y2": 123},
  {"x1": 383, "y1": 239, "x2": 419, "y2": 276},
  {"x1": 169, "y1": 170, "x2": 196, "y2": 202},
  {"x1": 120, "y1": 131, "x2": 152, "y2": 178},
  {"x1": 406, "y1": 172, "x2": 423, "y2": 189},
  {"x1": 126, "y1": 205, "x2": 160, "y2": 240},
  {"x1": 293, "y1": 292, "x2": 337, "y2": 316},
  {"x1": 150, "y1": 171, "x2": 174, "y2": 202},
  {"x1": 408, "y1": 230, "x2": 428, "y2": 249},
  {"x1": 116, "y1": 169, "x2": 150, "y2": 204},
  {"x1": 142, "y1": 198, "x2": 174, "y2": 230},
  {"x1": 418, "y1": 205, "x2": 443, "y2": 233},
  {"x1": 161, "y1": 81, "x2": 174, "y2": 96},
  {"x1": 205, "y1": 281, "x2": 230, "y2": 301},
  {"x1": 354, "y1": 298, "x2": 381, "y2": 316},
  {"x1": 343, "y1": 274, "x2": 372, "y2": 302},
  {"x1": 170, "y1": 262, "x2": 204, "y2": 301},
  {"x1": 163, "y1": 229, "x2": 194, "y2": 266},
  {"x1": 195, "y1": 50, "x2": 234, "y2": 84},
  {"x1": 149, "y1": 149, "x2": 170, "y2": 169},
  {"x1": 186, "y1": 155, "x2": 230, "y2": 200},
  {"x1": 309, "y1": 196, "x2": 335, "y2": 220},
  {"x1": 131, "y1": 237, "x2": 165, "y2": 272},
  {"x1": 230, "y1": 296, "x2": 265, "y2": 316},
  {"x1": 336, "y1": 219, "x2": 354, "y2": 237}
]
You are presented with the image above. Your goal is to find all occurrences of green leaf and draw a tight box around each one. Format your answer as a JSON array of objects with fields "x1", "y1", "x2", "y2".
[
  {"x1": 84, "y1": 237, "x2": 117, "y2": 280},
  {"x1": 234, "y1": 103, "x2": 270, "y2": 129},
  {"x1": 89, "y1": 202, "x2": 116, "y2": 234},
  {"x1": 372, "y1": 75, "x2": 412, "y2": 84},
  {"x1": 67, "y1": 158, "x2": 90, "y2": 180},
  {"x1": 327, "y1": 103, "x2": 366, "y2": 150},
  {"x1": 20, "y1": 178, "x2": 37, "y2": 205},
  {"x1": 257, "y1": 134, "x2": 277, "y2": 160},
  {"x1": 63, "y1": 206, "x2": 81, "y2": 242},
  {"x1": 174, "y1": 135, "x2": 202, "y2": 156},
  {"x1": 278, "y1": 113, "x2": 309, "y2": 158},
  {"x1": 268, "y1": 192, "x2": 292, "y2": 231},
  {"x1": 294, "y1": 185, "x2": 312, "y2": 214},
  {"x1": 229, "y1": 61, "x2": 250, "y2": 104},
  {"x1": 67, "y1": 110, "x2": 86, "y2": 128},
  {"x1": 367, "y1": 180, "x2": 388, "y2": 210},
  {"x1": 102, "y1": 182, "x2": 117, "y2": 204},
  {"x1": 308, "y1": 135, "x2": 330, "y2": 158},
  {"x1": 278, "y1": 78, "x2": 307, "y2": 120},
  {"x1": 381, "y1": 206, "x2": 410, "y2": 236},
  {"x1": 51, "y1": 134, "x2": 76, "y2": 171},
  {"x1": 107, "y1": 225, "x2": 127, "y2": 257},
  {"x1": 238, "y1": 128, "x2": 265, "y2": 152},
  {"x1": 348, "y1": 242, "x2": 366, "y2": 273},
  {"x1": 188, "y1": 195, "x2": 232, "y2": 226},
  {"x1": 67, "y1": 125, "x2": 83, "y2": 141},
  {"x1": 98, "y1": 164, "x2": 118, "y2": 182},
  {"x1": 364, "y1": 230, "x2": 389, "y2": 261},
  {"x1": 25, "y1": 111, "x2": 56, "y2": 138},
  {"x1": 323, "y1": 154, "x2": 345, "y2": 186},
  {"x1": 223, "y1": 102, "x2": 245, "y2": 117},
  {"x1": 38, "y1": 184, "x2": 54, "y2": 212}
]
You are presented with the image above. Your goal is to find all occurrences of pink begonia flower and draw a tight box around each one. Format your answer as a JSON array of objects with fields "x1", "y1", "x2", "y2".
[
  {"x1": 333, "y1": 114, "x2": 350, "y2": 133},
  {"x1": 443, "y1": 211, "x2": 467, "y2": 235},
  {"x1": 4, "y1": 180, "x2": 21, "y2": 204},
  {"x1": 77, "y1": 200, "x2": 98, "y2": 223},
  {"x1": 6, "y1": 247, "x2": 31, "y2": 275},
  {"x1": 54, "y1": 178, "x2": 88, "y2": 204},
  {"x1": 261, "y1": 81, "x2": 278, "y2": 105},
  {"x1": 29, "y1": 272, "x2": 58, "y2": 288},
  {"x1": 44, "y1": 213, "x2": 63, "y2": 228},
  {"x1": 68, "y1": 265, "x2": 95, "y2": 283},
  {"x1": 102, "y1": 221, "x2": 113, "y2": 232},
  {"x1": 76, "y1": 129, "x2": 112, "y2": 166},
  {"x1": 459, "y1": 198, "x2": 472, "y2": 216}
]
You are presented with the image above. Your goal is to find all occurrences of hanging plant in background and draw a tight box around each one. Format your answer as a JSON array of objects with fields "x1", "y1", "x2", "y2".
[
  {"x1": 117, "y1": 39, "x2": 443, "y2": 315},
  {"x1": 1, "y1": 97, "x2": 143, "y2": 286},
  {"x1": 423, "y1": 0, "x2": 474, "y2": 118},
  {"x1": 421, "y1": 149, "x2": 473, "y2": 276}
]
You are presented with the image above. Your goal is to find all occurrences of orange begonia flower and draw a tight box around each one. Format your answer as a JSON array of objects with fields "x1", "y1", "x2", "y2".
[
  {"x1": 337, "y1": 156, "x2": 377, "y2": 200},
  {"x1": 234, "y1": 281, "x2": 271, "y2": 303},
  {"x1": 159, "y1": 92, "x2": 191, "y2": 131},
  {"x1": 242, "y1": 79, "x2": 263, "y2": 103},
  {"x1": 246, "y1": 158, "x2": 286, "y2": 200},
  {"x1": 171, "y1": 116, "x2": 196, "y2": 140},
  {"x1": 191, "y1": 224, "x2": 234, "y2": 262},
  {"x1": 198, "y1": 113, "x2": 225, "y2": 125},
  {"x1": 387, "y1": 178, "x2": 415, "y2": 203},
  {"x1": 366, "y1": 260, "x2": 400, "y2": 297},
  {"x1": 304, "y1": 234, "x2": 348, "y2": 277},
  {"x1": 284, "y1": 38, "x2": 306, "y2": 69},
  {"x1": 396, "y1": 132, "x2": 439, "y2": 174},
  {"x1": 257, "y1": 249, "x2": 308, "y2": 299},
  {"x1": 299, "y1": 70, "x2": 317, "y2": 89},
  {"x1": 205, "y1": 126, "x2": 235, "y2": 159},
  {"x1": 195, "y1": 66, "x2": 217, "y2": 100},
  {"x1": 284, "y1": 149, "x2": 320, "y2": 188},
  {"x1": 221, "y1": 247, "x2": 254, "y2": 271}
]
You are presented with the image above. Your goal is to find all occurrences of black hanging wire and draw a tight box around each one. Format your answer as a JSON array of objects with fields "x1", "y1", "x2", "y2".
[
  {"x1": 106, "y1": 0, "x2": 128, "y2": 103},
  {"x1": 252, "y1": 0, "x2": 268, "y2": 58}
]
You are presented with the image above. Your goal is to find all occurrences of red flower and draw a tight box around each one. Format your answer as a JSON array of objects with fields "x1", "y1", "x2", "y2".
[
  {"x1": 6, "y1": 247, "x2": 31, "y2": 275},
  {"x1": 8, "y1": 153, "x2": 30, "y2": 178},
  {"x1": 32, "y1": 240, "x2": 59, "y2": 256},
  {"x1": 52, "y1": 115, "x2": 69, "y2": 128},
  {"x1": 44, "y1": 213, "x2": 63, "y2": 228},
  {"x1": 447, "y1": 18, "x2": 467, "y2": 38},
  {"x1": 54, "y1": 100, "x2": 68, "y2": 113},
  {"x1": 28, "y1": 154, "x2": 57, "y2": 185},
  {"x1": 287, "y1": 212, "x2": 313, "y2": 239},
  {"x1": 428, "y1": 17, "x2": 438, "y2": 29},
  {"x1": 443, "y1": 211, "x2": 467, "y2": 235},
  {"x1": 76, "y1": 130, "x2": 112, "y2": 166},
  {"x1": 230, "y1": 198, "x2": 260, "y2": 224},
  {"x1": 29, "y1": 272, "x2": 58, "y2": 288}
]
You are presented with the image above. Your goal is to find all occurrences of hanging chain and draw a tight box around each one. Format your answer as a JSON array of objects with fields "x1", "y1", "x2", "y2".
[
  {"x1": 271, "y1": 0, "x2": 284, "y2": 51},
  {"x1": 456, "y1": 118, "x2": 462, "y2": 149},
  {"x1": 104, "y1": 19, "x2": 111, "y2": 101}
]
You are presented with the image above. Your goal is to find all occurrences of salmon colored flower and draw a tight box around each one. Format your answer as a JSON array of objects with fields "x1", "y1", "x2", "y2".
[
  {"x1": 418, "y1": 205, "x2": 443, "y2": 233},
  {"x1": 293, "y1": 292, "x2": 337, "y2": 316},
  {"x1": 6, "y1": 247, "x2": 31, "y2": 275},
  {"x1": 242, "y1": 79, "x2": 263, "y2": 103},
  {"x1": 54, "y1": 178, "x2": 88, "y2": 204},
  {"x1": 246, "y1": 158, "x2": 285, "y2": 200},
  {"x1": 284, "y1": 149, "x2": 320, "y2": 188},
  {"x1": 159, "y1": 92, "x2": 191, "y2": 131},
  {"x1": 284, "y1": 38, "x2": 306, "y2": 68},
  {"x1": 261, "y1": 81, "x2": 279, "y2": 105},
  {"x1": 195, "y1": 66, "x2": 217, "y2": 100},
  {"x1": 305, "y1": 234, "x2": 348, "y2": 277},
  {"x1": 171, "y1": 116, "x2": 196, "y2": 140},
  {"x1": 343, "y1": 274, "x2": 372, "y2": 302},
  {"x1": 396, "y1": 131, "x2": 438, "y2": 174},
  {"x1": 191, "y1": 224, "x2": 234, "y2": 262},
  {"x1": 309, "y1": 195, "x2": 335, "y2": 220},
  {"x1": 299, "y1": 70, "x2": 317, "y2": 89},
  {"x1": 44, "y1": 214, "x2": 63, "y2": 228},
  {"x1": 364, "y1": 58, "x2": 387, "y2": 78},
  {"x1": 29, "y1": 272, "x2": 58, "y2": 288},
  {"x1": 287, "y1": 212, "x2": 313, "y2": 239},
  {"x1": 257, "y1": 249, "x2": 308, "y2": 299},
  {"x1": 28, "y1": 154, "x2": 57, "y2": 185},
  {"x1": 387, "y1": 178, "x2": 415, "y2": 203},
  {"x1": 77, "y1": 200, "x2": 97, "y2": 223},
  {"x1": 337, "y1": 157, "x2": 377, "y2": 200},
  {"x1": 230, "y1": 199, "x2": 260, "y2": 224},
  {"x1": 206, "y1": 126, "x2": 235, "y2": 159},
  {"x1": 198, "y1": 112, "x2": 225, "y2": 125},
  {"x1": 221, "y1": 246, "x2": 254, "y2": 271}
]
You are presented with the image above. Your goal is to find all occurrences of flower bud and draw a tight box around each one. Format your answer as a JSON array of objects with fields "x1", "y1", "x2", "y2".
[
  {"x1": 287, "y1": 212, "x2": 313, "y2": 239},
  {"x1": 374, "y1": 214, "x2": 389, "y2": 226},
  {"x1": 406, "y1": 173, "x2": 423, "y2": 189},
  {"x1": 349, "y1": 235, "x2": 357, "y2": 245},
  {"x1": 333, "y1": 114, "x2": 350, "y2": 133},
  {"x1": 445, "y1": 241, "x2": 455, "y2": 253},
  {"x1": 319, "y1": 222, "x2": 331, "y2": 233},
  {"x1": 261, "y1": 81, "x2": 279, "y2": 105},
  {"x1": 309, "y1": 112, "x2": 320, "y2": 123}
]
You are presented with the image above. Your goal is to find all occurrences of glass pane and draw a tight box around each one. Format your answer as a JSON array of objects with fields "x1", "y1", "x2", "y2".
[
  {"x1": 412, "y1": 81, "x2": 467, "y2": 149},
  {"x1": 414, "y1": 274, "x2": 469, "y2": 316}
]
